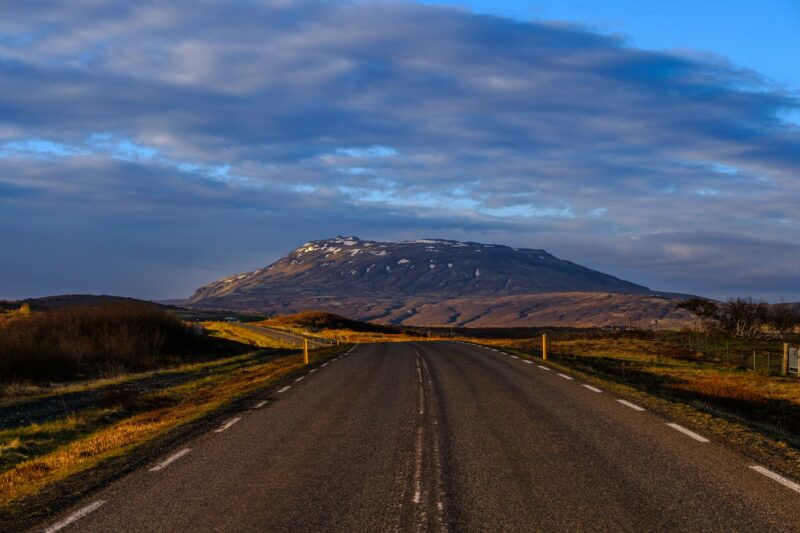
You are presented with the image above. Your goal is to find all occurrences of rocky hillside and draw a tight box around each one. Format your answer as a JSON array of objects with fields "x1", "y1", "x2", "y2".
[{"x1": 189, "y1": 236, "x2": 649, "y2": 304}]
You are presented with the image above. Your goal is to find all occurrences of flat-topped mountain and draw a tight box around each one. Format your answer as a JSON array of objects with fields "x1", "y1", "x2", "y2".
[{"x1": 188, "y1": 236, "x2": 649, "y2": 305}]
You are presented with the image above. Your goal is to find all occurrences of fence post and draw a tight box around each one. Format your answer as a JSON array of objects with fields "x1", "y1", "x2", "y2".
[
  {"x1": 783, "y1": 343, "x2": 790, "y2": 376},
  {"x1": 303, "y1": 338, "x2": 309, "y2": 365},
  {"x1": 542, "y1": 334, "x2": 548, "y2": 361}
]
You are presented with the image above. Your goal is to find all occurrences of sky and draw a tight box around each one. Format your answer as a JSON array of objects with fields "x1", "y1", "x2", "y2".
[{"x1": 1, "y1": 0, "x2": 798, "y2": 301}]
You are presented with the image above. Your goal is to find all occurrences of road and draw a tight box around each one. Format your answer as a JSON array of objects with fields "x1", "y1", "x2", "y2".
[{"x1": 41, "y1": 342, "x2": 800, "y2": 532}]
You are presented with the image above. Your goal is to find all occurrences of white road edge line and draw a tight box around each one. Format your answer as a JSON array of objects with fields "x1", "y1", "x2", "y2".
[
  {"x1": 617, "y1": 399, "x2": 645, "y2": 411},
  {"x1": 538, "y1": 365, "x2": 551, "y2": 371},
  {"x1": 214, "y1": 417, "x2": 242, "y2": 433},
  {"x1": 557, "y1": 373, "x2": 574, "y2": 380},
  {"x1": 582, "y1": 384, "x2": 602, "y2": 393},
  {"x1": 666, "y1": 423, "x2": 709, "y2": 443},
  {"x1": 277, "y1": 385, "x2": 291, "y2": 393},
  {"x1": 750, "y1": 465, "x2": 800, "y2": 494},
  {"x1": 149, "y1": 448, "x2": 192, "y2": 472},
  {"x1": 44, "y1": 500, "x2": 106, "y2": 533},
  {"x1": 252, "y1": 400, "x2": 268, "y2": 409}
]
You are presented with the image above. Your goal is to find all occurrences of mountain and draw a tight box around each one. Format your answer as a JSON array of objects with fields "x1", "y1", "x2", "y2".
[
  {"x1": 190, "y1": 236, "x2": 649, "y2": 301},
  {"x1": 186, "y1": 237, "x2": 692, "y2": 327}
]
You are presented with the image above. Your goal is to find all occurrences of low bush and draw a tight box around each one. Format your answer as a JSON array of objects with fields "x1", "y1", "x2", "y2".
[
  {"x1": 0, "y1": 303, "x2": 205, "y2": 382},
  {"x1": 266, "y1": 310, "x2": 401, "y2": 334}
]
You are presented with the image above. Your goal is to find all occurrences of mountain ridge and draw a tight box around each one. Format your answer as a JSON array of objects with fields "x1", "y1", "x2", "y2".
[{"x1": 188, "y1": 236, "x2": 650, "y2": 304}]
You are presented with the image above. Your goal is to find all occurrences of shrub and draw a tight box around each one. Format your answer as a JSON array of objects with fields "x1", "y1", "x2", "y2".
[
  {"x1": 0, "y1": 302, "x2": 196, "y2": 382},
  {"x1": 267, "y1": 311, "x2": 400, "y2": 333}
]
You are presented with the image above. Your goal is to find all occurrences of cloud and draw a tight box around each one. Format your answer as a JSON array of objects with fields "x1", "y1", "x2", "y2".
[{"x1": 0, "y1": 0, "x2": 798, "y2": 300}]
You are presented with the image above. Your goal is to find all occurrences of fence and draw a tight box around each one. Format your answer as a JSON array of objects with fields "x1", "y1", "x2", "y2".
[{"x1": 646, "y1": 331, "x2": 800, "y2": 377}]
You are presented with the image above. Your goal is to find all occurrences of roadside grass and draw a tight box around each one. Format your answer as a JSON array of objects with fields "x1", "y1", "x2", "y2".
[
  {"x1": 203, "y1": 322, "x2": 295, "y2": 349},
  {"x1": 0, "y1": 346, "x2": 293, "y2": 406},
  {"x1": 0, "y1": 344, "x2": 346, "y2": 512},
  {"x1": 315, "y1": 329, "x2": 432, "y2": 344}
]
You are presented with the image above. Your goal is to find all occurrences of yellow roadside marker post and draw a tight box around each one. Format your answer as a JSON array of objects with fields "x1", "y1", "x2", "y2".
[
  {"x1": 303, "y1": 338, "x2": 309, "y2": 365},
  {"x1": 542, "y1": 334, "x2": 548, "y2": 361}
]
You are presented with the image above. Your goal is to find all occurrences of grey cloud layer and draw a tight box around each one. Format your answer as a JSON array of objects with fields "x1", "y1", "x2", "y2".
[{"x1": 1, "y1": 0, "x2": 798, "y2": 299}]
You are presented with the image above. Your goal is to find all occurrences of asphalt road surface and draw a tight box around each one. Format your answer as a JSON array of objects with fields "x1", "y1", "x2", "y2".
[{"x1": 41, "y1": 342, "x2": 800, "y2": 532}]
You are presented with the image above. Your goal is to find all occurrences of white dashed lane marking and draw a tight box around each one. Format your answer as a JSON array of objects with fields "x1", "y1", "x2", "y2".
[
  {"x1": 295, "y1": 376, "x2": 305, "y2": 382},
  {"x1": 44, "y1": 500, "x2": 106, "y2": 533},
  {"x1": 149, "y1": 448, "x2": 191, "y2": 472},
  {"x1": 214, "y1": 417, "x2": 242, "y2": 433},
  {"x1": 666, "y1": 423, "x2": 709, "y2": 443},
  {"x1": 582, "y1": 384, "x2": 602, "y2": 393},
  {"x1": 750, "y1": 466, "x2": 800, "y2": 494},
  {"x1": 252, "y1": 400, "x2": 268, "y2": 409},
  {"x1": 523, "y1": 360, "x2": 534, "y2": 365},
  {"x1": 557, "y1": 373, "x2": 574, "y2": 380},
  {"x1": 538, "y1": 365, "x2": 551, "y2": 371},
  {"x1": 277, "y1": 386, "x2": 291, "y2": 393},
  {"x1": 617, "y1": 399, "x2": 645, "y2": 412}
]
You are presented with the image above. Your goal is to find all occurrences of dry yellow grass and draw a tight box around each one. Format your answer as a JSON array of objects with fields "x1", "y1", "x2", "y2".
[{"x1": 203, "y1": 321, "x2": 295, "y2": 348}]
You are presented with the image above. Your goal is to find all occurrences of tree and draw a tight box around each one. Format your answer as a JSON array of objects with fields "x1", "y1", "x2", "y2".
[
  {"x1": 677, "y1": 297, "x2": 719, "y2": 333},
  {"x1": 717, "y1": 297, "x2": 770, "y2": 340},
  {"x1": 768, "y1": 303, "x2": 800, "y2": 336}
]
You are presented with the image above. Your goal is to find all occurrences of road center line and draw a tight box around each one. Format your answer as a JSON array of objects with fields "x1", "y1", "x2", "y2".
[
  {"x1": 750, "y1": 466, "x2": 800, "y2": 494},
  {"x1": 666, "y1": 423, "x2": 709, "y2": 443},
  {"x1": 557, "y1": 373, "x2": 574, "y2": 380},
  {"x1": 413, "y1": 427, "x2": 423, "y2": 504},
  {"x1": 214, "y1": 417, "x2": 242, "y2": 433},
  {"x1": 149, "y1": 448, "x2": 192, "y2": 472},
  {"x1": 252, "y1": 400, "x2": 268, "y2": 409},
  {"x1": 44, "y1": 500, "x2": 106, "y2": 533},
  {"x1": 295, "y1": 376, "x2": 305, "y2": 382},
  {"x1": 617, "y1": 399, "x2": 645, "y2": 411},
  {"x1": 582, "y1": 384, "x2": 602, "y2": 393},
  {"x1": 277, "y1": 385, "x2": 291, "y2": 393},
  {"x1": 538, "y1": 365, "x2": 551, "y2": 371}
]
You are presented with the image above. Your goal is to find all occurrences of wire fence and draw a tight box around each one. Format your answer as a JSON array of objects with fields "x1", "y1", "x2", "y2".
[{"x1": 659, "y1": 331, "x2": 798, "y2": 376}]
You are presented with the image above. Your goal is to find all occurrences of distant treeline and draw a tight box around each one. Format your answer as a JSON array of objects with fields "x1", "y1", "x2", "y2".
[
  {"x1": 0, "y1": 302, "x2": 237, "y2": 382},
  {"x1": 678, "y1": 297, "x2": 800, "y2": 340}
]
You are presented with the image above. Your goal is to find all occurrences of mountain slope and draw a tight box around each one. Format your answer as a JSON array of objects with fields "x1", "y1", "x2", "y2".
[{"x1": 189, "y1": 236, "x2": 649, "y2": 304}]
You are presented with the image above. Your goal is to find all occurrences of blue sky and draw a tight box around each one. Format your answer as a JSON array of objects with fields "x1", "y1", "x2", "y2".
[
  {"x1": 421, "y1": 1, "x2": 800, "y2": 87},
  {"x1": 1, "y1": 0, "x2": 799, "y2": 301}
]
